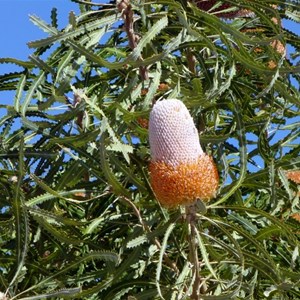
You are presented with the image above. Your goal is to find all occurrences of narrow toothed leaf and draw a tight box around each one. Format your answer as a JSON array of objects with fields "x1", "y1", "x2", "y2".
[
  {"x1": 130, "y1": 16, "x2": 168, "y2": 60},
  {"x1": 127, "y1": 235, "x2": 148, "y2": 248},
  {"x1": 20, "y1": 71, "x2": 45, "y2": 116}
]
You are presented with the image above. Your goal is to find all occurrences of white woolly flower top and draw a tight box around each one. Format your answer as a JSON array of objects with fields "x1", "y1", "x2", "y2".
[{"x1": 149, "y1": 99, "x2": 203, "y2": 166}]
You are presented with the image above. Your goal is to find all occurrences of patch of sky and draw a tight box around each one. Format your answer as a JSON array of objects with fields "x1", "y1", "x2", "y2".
[
  {"x1": 282, "y1": 19, "x2": 299, "y2": 36},
  {"x1": 129, "y1": 185, "x2": 137, "y2": 191},
  {"x1": 225, "y1": 136, "x2": 239, "y2": 149},
  {"x1": 0, "y1": 205, "x2": 10, "y2": 214},
  {"x1": 225, "y1": 134, "x2": 267, "y2": 174},
  {"x1": 122, "y1": 135, "x2": 140, "y2": 145}
]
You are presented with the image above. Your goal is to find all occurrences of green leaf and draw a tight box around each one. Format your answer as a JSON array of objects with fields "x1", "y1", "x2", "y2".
[
  {"x1": 28, "y1": 13, "x2": 120, "y2": 48},
  {"x1": 29, "y1": 55, "x2": 54, "y2": 74},
  {"x1": 17, "y1": 251, "x2": 119, "y2": 297},
  {"x1": 130, "y1": 16, "x2": 168, "y2": 60},
  {"x1": 85, "y1": 95, "x2": 133, "y2": 163},
  {"x1": 227, "y1": 212, "x2": 258, "y2": 235},
  {"x1": 156, "y1": 222, "x2": 176, "y2": 300},
  {"x1": 48, "y1": 129, "x2": 101, "y2": 148},
  {"x1": 29, "y1": 14, "x2": 58, "y2": 35},
  {"x1": 254, "y1": 225, "x2": 281, "y2": 241},
  {"x1": 0, "y1": 57, "x2": 35, "y2": 68},
  {"x1": 18, "y1": 287, "x2": 82, "y2": 300},
  {"x1": 13, "y1": 74, "x2": 27, "y2": 113},
  {"x1": 27, "y1": 206, "x2": 86, "y2": 227},
  {"x1": 127, "y1": 235, "x2": 148, "y2": 249},
  {"x1": 8, "y1": 137, "x2": 30, "y2": 292},
  {"x1": 20, "y1": 71, "x2": 45, "y2": 116},
  {"x1": 143, "y1": 62, "x2": 162, "y2": 109},
  {"x1": 51, "y1": 7, "x2": 58, "y2": 28},
  {"x1": 278, "y1": 167, "x2": 294, "y2": 200},
  {"x1": 210, "y1": 98, "x2": 247, "y2": 207},
  {"x1": 99, "y1": 134, "x2": 130, "y2": 197},
  {"x1": 195, "y1": 226, "x2": 219, "y2": 281}
]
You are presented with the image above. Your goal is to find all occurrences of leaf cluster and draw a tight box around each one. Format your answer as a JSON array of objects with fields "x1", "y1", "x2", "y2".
[{"x1": 0, "y1": 0, "x2": 299, "y2": 299}]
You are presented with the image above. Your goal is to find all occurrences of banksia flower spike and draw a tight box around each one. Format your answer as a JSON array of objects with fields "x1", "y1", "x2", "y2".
[
  {"x1": 285, "y1": 170, "x2": 300, "y2": 184},
  {"x1": 149, "y1": 99, "x2": 219, "y2": 208}
]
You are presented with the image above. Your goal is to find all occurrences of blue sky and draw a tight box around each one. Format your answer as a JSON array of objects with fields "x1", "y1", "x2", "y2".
[
  {"x1": 0, "y1": 0, "x2": 80, "y2": 106},
  {"x1": 0, "y1": 0, "x2": 79, "y2": 60}
]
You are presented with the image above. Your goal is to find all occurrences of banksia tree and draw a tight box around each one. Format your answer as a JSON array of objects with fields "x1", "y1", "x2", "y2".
[
  {"x1": 149, "y1": 99, "x2": 219, "y2": 207},
  {"x1": 0, "y1": 0, "x2": 299, "y2": 299}
]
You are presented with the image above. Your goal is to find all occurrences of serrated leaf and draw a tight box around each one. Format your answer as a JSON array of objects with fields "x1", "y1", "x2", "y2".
[
  {"x1": 130, "y1": 16, "x2": 168, "y2": 60},
  {"x1": 143, "y1": 62, "x2": 162, "y2": 109},
  {"x1": 127, "y1": 235, "x2": 148, "y2": 248},
  {"x1": 48, "y1": 129, "x2": 100, "y2": 148},
  {"x1": 20, "y1": 251, "x2": 119, "y2": 296},
  {"x1": 51, "y1": 7, "x2": 58, "y2": 28},
  {"x1": 54, "y1": 49, "x2": 75, "y2": 85},
  {"x1": 69, "y1": 11, "x2": 77, "y2": 28},
  {"x1": 32, "y1": 215, "x2": 83, "y2": 245},
  {"x1": 27, "y1": 206, "x2": 86, "y2": 227},
  {"x1": 107, "y1": 143, "x2": 133, "y2": 157},
  {"x1": 228, "y1": 212, "x2": 258, "y2": 234},
  {"x1": 13, "y1": 74, "x2": 26, "y2": 113},
  {"x1": 28, "y1": 13, "x2": 120, "y2": 48},
  {"x1": 20, "y1": 71, "x2": 45, "y2": 116},
  {"x1": 195, "y1": 227, "x2": 219, "y2": 281},
  {"x1": 85, "y1": 95, "x2": 133, "y2": 163},
  {"x1": 278, "y1": 167, "x2": 294, "y2": 200},
  {"x1": 242, "y1": 250, "x2": 280, "y2": 283},
  {"x1": 8, "y1": 137, "x2": 30, "y2": 291},
  {"x1": 0, "y1": 57, "x2": 35, "y2": 68},
  {"x1": 254, "y1": 225, "x2": 281, "y2": 241},
  {"x1": 21, "y1": 116, "x2": 40, "y2": 131},
  {"x1": 26, "y1": 189, "x2": 88, "y2": 206},
  {"x1": 30, "y1": 173, "x2": 66, "y2": 200},
  {"x1": 29, "y1": 55, "x2": 54, "y2": 74},
  {"x1": 156, "y1": 222, "x2": 176, "y2": 300},
  {"x1": 29, "y1": 14, "x2": 58, "y2": 35},
  {"x1": 220, "y1": 205, "x2": 298, "y2": 245},
  {"x1": 99, "y1": 134, "x2": 130, "y2": 197},
  {"x1": 55, "y1": 160, "x2": 86, "y2": 190},
  {"x1": 171, "y1": 262, "x2": 190, "y2": 300},
  {"x1": 110, "y1": 155, "x2": 147, "y2": 193},
  {"x1": 18, "y1": 287, "x2": 81, "y2": 300}
]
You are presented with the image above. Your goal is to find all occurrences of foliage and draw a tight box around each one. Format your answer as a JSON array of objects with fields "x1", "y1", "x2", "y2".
[{"x1": 0, "y1": 0, "x2": 299, "y2": 299}]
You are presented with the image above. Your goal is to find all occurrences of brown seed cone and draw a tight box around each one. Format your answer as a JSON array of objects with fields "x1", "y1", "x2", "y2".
[
  {"x1": 194, "y1": 0, "x2": 253, "y2": 18},
  {"x1": 149, "y1": 154, "x2": 219, "y2": 207}
]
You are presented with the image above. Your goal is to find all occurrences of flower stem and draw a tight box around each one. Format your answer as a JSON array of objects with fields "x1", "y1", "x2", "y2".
[{"x1": 186, "y1": 204, "x2": 207, "y2": 299}]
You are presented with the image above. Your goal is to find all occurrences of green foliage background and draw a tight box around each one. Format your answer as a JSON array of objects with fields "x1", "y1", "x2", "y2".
[{"x1": 0, "y1": 0, "x2": 299, "y2": 299}]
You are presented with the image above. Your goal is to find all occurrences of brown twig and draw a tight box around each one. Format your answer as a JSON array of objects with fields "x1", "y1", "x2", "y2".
[
  {"x1": 73, "y1": 91, "x2": 84, "y2": 130},
  {"x1": 117, "y1": 0, "x2": 149, "y2": 80},
  {"x1": 186, "y1": 204, "x2": 207, "y2": 299},
  {"x1": 186, "y1": 48, "x2": 196, "y2": 75}
]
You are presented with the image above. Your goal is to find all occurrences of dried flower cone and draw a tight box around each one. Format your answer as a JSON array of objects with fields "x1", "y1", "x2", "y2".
[
  {"x1": 149, "y1": 99, "x2": 219, "y2": 207},
  {"x1": 194, "y1": 0, "x2": 254, "y2": 18}
]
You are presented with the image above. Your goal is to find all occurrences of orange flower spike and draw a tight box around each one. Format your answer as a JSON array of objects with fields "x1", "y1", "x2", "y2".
[
  {"x1": 149, "y1": 99, "x2": 219, "y2": 208},
  {"x1": 285, "y1": 170, "x2": 300, "y2": 184}
]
